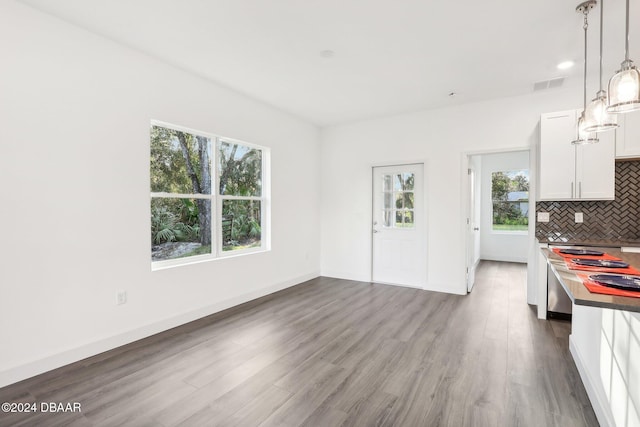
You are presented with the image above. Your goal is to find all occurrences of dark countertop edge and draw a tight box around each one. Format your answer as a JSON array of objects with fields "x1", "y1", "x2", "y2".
[
  {"x1": 543, "y1": 249, "x2": 640, "y2": 314},
  {"x1": 536, "y1": 237, "x2": 640, "y2": 247}
]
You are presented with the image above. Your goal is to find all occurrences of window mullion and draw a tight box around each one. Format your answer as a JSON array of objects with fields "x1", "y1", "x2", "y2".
[
  {"x1": 150, "y1": 193, "x2": 211, "y2": 199},
  {"x1": 219, "y1": 195, "x2": 263, "y2": 201},
  {"x1": 214, "y1": 137, "x2": 221, "y2": 257}
]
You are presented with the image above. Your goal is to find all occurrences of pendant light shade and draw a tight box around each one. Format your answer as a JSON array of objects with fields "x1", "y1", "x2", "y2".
[
  {"x1": 607, "y1": 0, "x2": 640, "y2": 113},
  {"x1": 574, "y1": 113, "x2": 599, "y2": 144},
  {"x1": 608, "y1": 62, "x2": 640, "y2": 112},
  {"x1": 572, "y1": 1, "x2": 599, "y2": 144},
  {"x1": 584, "y1": 91, "x2": 619, "y2": 131},
  {"x1": 583, "y1": 0, "x2": 618, "y2": 132}
]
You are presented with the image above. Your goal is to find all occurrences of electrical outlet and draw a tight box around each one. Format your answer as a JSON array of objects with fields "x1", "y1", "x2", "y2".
[
  {"x1": 537, "y1": 212, "x2": 550, "y2": 222},
  {"x1": 116, "y1": 290, "x2": 127, "y2": 305},
  {"x1": 575, "y1": 212, "x2": 584, "y2": 223}
]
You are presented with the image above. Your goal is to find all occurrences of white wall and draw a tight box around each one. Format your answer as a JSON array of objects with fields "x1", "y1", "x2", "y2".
[
  {"x1": 0, "y1": 1, "x2": 320, "y2": 387},
  {"x1": 571, "y1": 306, "x2": 640, "y2": 427},
  {"x1": 320, "y1": 88, "x2": 578, "y2": 295},
  {"x1": 479, "y1": 151, "x2": 530, "y2": 263}
]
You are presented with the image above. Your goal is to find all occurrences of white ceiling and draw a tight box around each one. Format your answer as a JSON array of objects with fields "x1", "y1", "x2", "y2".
[{"x1": 19, "y1": 0, "x2": 640, "y2": 127}]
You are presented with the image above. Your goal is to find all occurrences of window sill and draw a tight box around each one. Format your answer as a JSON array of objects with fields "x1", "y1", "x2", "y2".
[
  {"x1": 490, "y1": 230, "x2": 529, "y2": 236},
  {"x1": 151, "y1": 247, "x2": 270, "y2": 271}
]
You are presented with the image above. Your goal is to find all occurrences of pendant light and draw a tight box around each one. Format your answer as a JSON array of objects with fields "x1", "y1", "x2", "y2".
[
  {"x1": 573, "y1": 1, "x2": 599, "y2": 145},
  {"x1": 583, "y1": 0, "x2": 618, "y2": 132},
  {"x1": 607, "y1": 0, "x2": 640, "y2": 113}
]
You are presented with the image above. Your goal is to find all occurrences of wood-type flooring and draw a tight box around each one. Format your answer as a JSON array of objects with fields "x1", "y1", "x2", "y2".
[{"x1": 0, "y1": 261, "x2": 598, "y2": 426}]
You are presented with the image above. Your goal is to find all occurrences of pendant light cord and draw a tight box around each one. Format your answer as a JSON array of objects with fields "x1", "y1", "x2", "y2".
[
  {"x1": 599, "y1": 0, "x2": 604, "y2": 91},
  {"x1": 625, "y1": 0, "x2": 630, "y2": 61},
  {"x1": 583, "y1": 11, "x2": 589, "y2": 110}
]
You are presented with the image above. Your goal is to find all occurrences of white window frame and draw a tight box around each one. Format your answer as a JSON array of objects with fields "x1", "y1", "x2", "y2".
[
  {"x1": 490, "y1": 169, "x2": 529, "y2": 236},
  {"x1": 151, "y1": 120, "x2": 270, "y2": 271}
]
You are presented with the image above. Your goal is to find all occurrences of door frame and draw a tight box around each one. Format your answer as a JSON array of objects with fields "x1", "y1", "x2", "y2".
[
  {"x1": 370, "y1": 160, "x2": 428, "y2": 288},
  {"x1": 461, "y1": 146, "x2": 536, "y2": 302},
  {"x1": 466, "y1": 158, "x2": 480, "y2": 292}
]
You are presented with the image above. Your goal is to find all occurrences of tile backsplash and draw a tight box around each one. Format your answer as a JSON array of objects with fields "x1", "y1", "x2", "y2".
[{"x1": 535, "y1": 160, "x2": 640, "y2": 241}]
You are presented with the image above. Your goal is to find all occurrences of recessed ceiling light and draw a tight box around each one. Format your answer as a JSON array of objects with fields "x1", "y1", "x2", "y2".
[
  {"x1": 557, "y1": 61, "x2": 575, "y2": 70},
  {"x1": 320, "y1": 50, "x2": 335, "y2": 58}
]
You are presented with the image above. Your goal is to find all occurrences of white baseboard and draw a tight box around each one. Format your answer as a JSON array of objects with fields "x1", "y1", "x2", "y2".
[
  {"x1": 321, "y1": 271, "x2": 466, "y2": 296},
  {"x1": 569, "y1": 334, "x2": 615, "y2": 427},
  {"x1": 424, "y1": 281, "x2": 466, "y2": 295},
  {"x1": 371, "y1": 280, "x2": 424, "y2": 290},
  {"x1": 480, "y1": 254, "x2": 528, "y2": 263},
  {"x1": 320, "y1": 270, "x2": 372, "y2": 283},
  {"x1": 0, "y1": 272, "x2": 319, "y2": 388}
]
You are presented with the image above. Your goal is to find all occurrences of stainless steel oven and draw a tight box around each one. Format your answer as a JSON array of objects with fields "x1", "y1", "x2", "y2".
[{"x1": 547, "y1": 262, "x2": 572, "y2": 319}]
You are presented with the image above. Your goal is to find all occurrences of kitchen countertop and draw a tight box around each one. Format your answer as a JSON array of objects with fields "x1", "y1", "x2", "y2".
[{"x1": 542, "y1": 248, "x2": 640, "y2": 313}]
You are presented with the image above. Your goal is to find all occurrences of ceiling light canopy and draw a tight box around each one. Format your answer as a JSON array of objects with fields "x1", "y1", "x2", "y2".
[{"x1": 319, "y1": 50, "x2": 335, "y2": 59}]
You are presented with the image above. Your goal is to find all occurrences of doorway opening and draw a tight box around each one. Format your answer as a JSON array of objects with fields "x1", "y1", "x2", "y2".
[{"x1": 464, "y1": 149, "x2": 534, "y2": 295}]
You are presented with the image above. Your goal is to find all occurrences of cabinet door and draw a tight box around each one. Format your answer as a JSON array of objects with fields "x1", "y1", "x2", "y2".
[
  {"x1": 539, "y1": 110, "x2": 577, "y2": 200},
  {"x1": 575, "y1": 129, "x2": 615, "y2": 200},
  {"x1": 615, "y1": 110, "x2": 640, "y2": 159}
]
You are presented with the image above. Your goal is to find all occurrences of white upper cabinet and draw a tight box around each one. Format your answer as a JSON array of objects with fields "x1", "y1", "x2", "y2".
[
  {"x1": 539, "y1": 109, "x2": 615, "y2": 201},
  {"x1": 575, "y1": 131, "x2": 615, "y2": 199},
  {"x1": 615, "y1": 110, "x2": 640, "y2": 159},
  {"x1": 539, "y1": 110, "x2": 577, "y2": 200}
]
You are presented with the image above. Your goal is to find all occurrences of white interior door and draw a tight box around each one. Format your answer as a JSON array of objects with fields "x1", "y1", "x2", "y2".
[
  {"x1": 466, "y1": 161, "x2": 479, "y2": 292},
  {"x1": 372, "y1": 164, "x2": 426, "y2": 287}
]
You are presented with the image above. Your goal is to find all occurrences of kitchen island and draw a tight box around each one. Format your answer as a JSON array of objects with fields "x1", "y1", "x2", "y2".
[{"x1": 539, "y1": 247, "x2": 640, "y2": 427}]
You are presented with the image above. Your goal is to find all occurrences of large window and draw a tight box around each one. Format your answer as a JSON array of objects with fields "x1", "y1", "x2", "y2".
[
  {"x1": 491, "y1": 170, "x2": 529, "y2": 232},
  {"x1": 150, "y1": 121, "x2": 269, "y2": 268}
]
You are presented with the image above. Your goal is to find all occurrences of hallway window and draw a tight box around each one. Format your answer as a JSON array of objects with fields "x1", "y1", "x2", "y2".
[{"x1": 491, "y1": 170, "x2": 529, "y2": 232}]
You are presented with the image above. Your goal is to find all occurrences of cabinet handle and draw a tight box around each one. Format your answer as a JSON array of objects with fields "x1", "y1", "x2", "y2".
[
  {"x1": 571, "y1": 182, "x2": 574, "y2": 198},
  {"x1": 579, "y1": 182, "x2": 582, "y2": 198}
]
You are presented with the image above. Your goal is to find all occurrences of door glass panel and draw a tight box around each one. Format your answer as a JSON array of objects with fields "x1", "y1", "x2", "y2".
[
  {"x1": 394, "y1": 174, "x2": 403, "y2": 191},
  {"x1": 382, "y1": 210, "x2": 392, "y2": 227},
  {"x1": 395, "y1": 210, "x2": 403, "y2": 227},
  {"x1": 383, "y1": 175, "x2": 392, "y2": 192},
  {"x1": 404, "y1": 211, "x2": 414, "y2": 226},
  {"x1": 384, "y1": 192, "x2": 392, "y2": 210},
  {"x1": 380, "y1": 170, "x2": 417, "y2": 229},
  {"x1": 404, "y1": 192, "x2": 414, "y2": 209},
  {"x1": 403, "y1": 173, "x2": 415, "y2": 190},
  {"x1": 395, "y1": 193, "x2": 404, "y2": 209}
]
